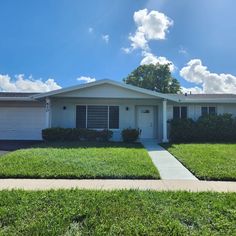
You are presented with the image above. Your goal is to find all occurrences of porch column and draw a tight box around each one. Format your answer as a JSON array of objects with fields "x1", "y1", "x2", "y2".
[
  {"x1": 45, "y1": 97, "x2": 51, "y2": 128},
  {"x1": 162, "y1": 99, "x2": 168, "y2": 143}
]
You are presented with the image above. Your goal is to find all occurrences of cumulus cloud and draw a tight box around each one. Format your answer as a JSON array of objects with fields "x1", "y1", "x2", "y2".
[
  {"x1": 77, "y1": 76, "x2": 96, "y2": 83},
  {"x1": 140, "y1": 52, "x2": 175, "y2": 72},
  {"x1": 181, "y1": 86, "x2": 203, "y2": 94},
  {"x1": 180, "y1": 59, "x2": 236, "y2": 94},
  {"x1": 178, "y1": 46, "x2": 188, "y2": 55},
  {"x1": 102, "y1": 34, "x2": 109, "y2": 43},
  {"x1": 123, "y1": 8, "x2": 173, "y2": 52},
  {"x1": 0, "y1": 74, "x2": 61, "y2": 92}
]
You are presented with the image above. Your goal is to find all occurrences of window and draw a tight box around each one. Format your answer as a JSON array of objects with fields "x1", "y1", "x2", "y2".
[
  {"x1": 76, "y1": 105, "x2": 119, "y2": 129},
  {"x1": 173, "y1": 106, "x2": 187, "y2": 119},
  {"x1": 87, "y1": 106, "x2": 108, "y2": 129},
  {"x1": 201, "y1": 107, "x2": 208, "y2": 116},
  {"x1": 173, "y1": 107, "x2": 180, "y2": 119},
  {"x1": 209, "y1": 107, "x2": 216, "y2": 115},
  {"x1": 201, "y1": 106, "x2": 216, "y2": 116}
]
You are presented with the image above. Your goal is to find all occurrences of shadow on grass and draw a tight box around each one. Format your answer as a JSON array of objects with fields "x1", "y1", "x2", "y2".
[
  {"x1": 160, "y1": 142, "x2": 236, "y2": 150},
  {"x1": 33, "y1": 141, "x2": 144, "y2": 149}
]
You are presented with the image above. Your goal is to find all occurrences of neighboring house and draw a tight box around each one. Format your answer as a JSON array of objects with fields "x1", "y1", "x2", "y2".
[{"x1": 0, "y1": 79, "x2": 236, "y2": 142}]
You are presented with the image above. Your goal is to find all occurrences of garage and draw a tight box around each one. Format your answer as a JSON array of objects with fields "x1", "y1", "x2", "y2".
[{"x1": 0, "y1": 93, "x2": 46, "y2": 140}]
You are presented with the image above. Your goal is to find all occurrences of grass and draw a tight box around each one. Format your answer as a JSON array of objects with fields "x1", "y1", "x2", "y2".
[
  {"x1": 0, "y1": 142, "x2": 159, "y2": 179},
  {"x1": 0, "y1": 189, "x2": 236, "y2": 235},
  {"x1": 163, "y1": 143, "x2": 236, "y2": 181}
]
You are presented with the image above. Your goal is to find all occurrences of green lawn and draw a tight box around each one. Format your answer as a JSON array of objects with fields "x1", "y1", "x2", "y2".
[
  {"x1": 0, "y1": 190, "x2": 236, "y2": 235},
  {"x1": 0, "y1": 142, "x2": 159, "y2": 179},
  {"x1": 163, "y1": 143, "x2": 236, "y2": 181}
]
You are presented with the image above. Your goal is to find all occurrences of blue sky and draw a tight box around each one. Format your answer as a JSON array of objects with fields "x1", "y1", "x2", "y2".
[{"x1": 0, "y1": 0, "x2": 236, "y2": 93}]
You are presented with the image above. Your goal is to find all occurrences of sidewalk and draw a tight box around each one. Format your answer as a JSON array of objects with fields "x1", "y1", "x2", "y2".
[
  {"x1": 142, "y1": 140, "x2": 198, "y2": 180},
  {"x1": 0, "y1": 179, "x2": 236, "y2": 192}
]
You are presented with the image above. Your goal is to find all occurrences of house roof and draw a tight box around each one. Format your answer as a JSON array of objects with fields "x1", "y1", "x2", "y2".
[
  {"x1": 167, "y1": 93, "x2": 236, "y2": 103},
  {"x1": 0, "y1": 92, "x2": 40, "y2": 101},
  {"x1": 0, "y1": 80, "x2": 235, "y2": 103},
  {"x1": 32, "y1": 79, "x2": 173, "y2": 101}
]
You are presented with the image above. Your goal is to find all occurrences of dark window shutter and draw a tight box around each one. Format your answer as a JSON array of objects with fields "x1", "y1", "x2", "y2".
[
  {"x1": 76, "y1": 105, "x2": 86, "y2": 128},
  {"x1": 109, "y1": 106, "x2": 119, "y2": 129},
  {"x1": 181, "y1": 107, "x2": 187, "y2": 119},
  {"x1": 173, "y1": 106, "x2": 180, "y2": 119},
  {"x1": 201, "y1": 107, "x2": 208, "y2": 116},
  {"x1": 209, "y1": 107, "x2": 216, "y2": 115}
]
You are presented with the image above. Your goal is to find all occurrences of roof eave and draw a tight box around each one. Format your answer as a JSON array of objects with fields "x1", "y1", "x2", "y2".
[
  {"x1": 0, "y1": 97, "x2": 36, "y2": 101},
  {"x1": 178, "y1": 98, "x2": 236, "y2": 103}
]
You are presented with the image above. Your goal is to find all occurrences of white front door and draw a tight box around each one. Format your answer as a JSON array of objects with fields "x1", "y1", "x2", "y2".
[{"x1": 137, "y1": 106, "x2": 154, "y2": 139}]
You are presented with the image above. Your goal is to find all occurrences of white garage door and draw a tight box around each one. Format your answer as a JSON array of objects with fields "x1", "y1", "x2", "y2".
[{"x1": 0, "y1": 107, "x2": 46, "y2": 140}]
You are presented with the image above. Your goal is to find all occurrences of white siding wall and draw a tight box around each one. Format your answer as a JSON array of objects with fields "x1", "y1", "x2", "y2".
[
  {"x1": 51, "y1": 98, "x2": 162, "y2": 141},
  {"x1": 167, "y1": 103, "x2": 236, "y2": 121}
]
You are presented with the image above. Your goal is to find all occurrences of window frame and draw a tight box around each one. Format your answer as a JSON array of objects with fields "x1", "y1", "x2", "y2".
[
  {"x1": 201, "y1": 106, "x2": 217, "y2": 116},
  {"x1": 76, "y1": 104, "x2": 120, "y2": 130},
  {"x1": 173, "y1": 106, "x2": 188, "y2": 119}
]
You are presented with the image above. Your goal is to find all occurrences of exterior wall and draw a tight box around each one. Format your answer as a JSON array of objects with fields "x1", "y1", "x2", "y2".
[
  {"x1": 54, "y1": 83, "x2": 158, "y2": 99},
  {"x1": 166, "y1": 102, "x2": 236, "y2": 140},
  {"x1": 167, "y1": 103, "x2": 236, "y2": 121},
  {"x1": 50, "y1": 98, "x2": 162, "y2": 141},
  {"x1": 50, "y1": 97, "x2": 236, "y2": 142}
]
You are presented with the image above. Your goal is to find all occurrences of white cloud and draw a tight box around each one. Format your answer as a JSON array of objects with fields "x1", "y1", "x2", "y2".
[
  {"x1": 178, "y1": 46, "x2": 188, "y2": 55},
  {"x1": 180, "y1": 59, "x2": 236, "y2": 94},
  {"x1": 181, "y1": 86, "x2": 203, "y2": 94},
  {"x1": 88, "y1": 27, "x2": 94, "y2": 33},
  {"x1": 124, "y1": 8, "x2": 173, "y2": 52},
  {"x1": 0, "y1": 74, "x2": 61, "y2": 92},
  {"x1": 140, "y1": 52, "x2": 175, "y2": 72},
  {"x1": 121, "y1": 47, "x2": 132, "y2": 54},
  {"x1": 102, "y1": 34, "x2": 109, "y2": 43},
  {"x1": 77, "y1": 76, "x2": 96, "y2": 83}
]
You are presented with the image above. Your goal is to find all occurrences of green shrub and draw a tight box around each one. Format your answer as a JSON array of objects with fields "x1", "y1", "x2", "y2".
[
  {"x1": 42, "y1": 128, "x2": 113, "y2": 142},
  {"x1": 122, "y1": 128, "x2": 140, "y2": 142},
  {"x1": 97, "y1": 129, "x2": 113, "y2": 142},
  {"x1": 169, "y1": 113, "x2": 236, "y2": 143},
  {"x1": 169, "y1": 118, "x2": 195, "y2": 143},
  {"x1": 42, "y1": 128, "x2": 77, "y2": 141}
]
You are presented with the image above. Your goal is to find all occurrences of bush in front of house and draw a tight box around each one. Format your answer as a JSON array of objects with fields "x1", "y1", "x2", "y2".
[
  {"x1": 168, "y1": 118, "x2": 195, "y2": 143},
  {"x1": 42, "y1": 128, "x2": 113, "y2": 142},
  {"x1": 169, "y1": 113, "x2": 236, "y2": 143},
  {"x1": 122, "y1": 128, "x2": 140, "y2": 142}
]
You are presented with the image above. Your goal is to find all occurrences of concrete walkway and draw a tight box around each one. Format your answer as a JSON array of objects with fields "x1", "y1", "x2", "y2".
[
  {"x1": 142, "y1": 140, "x2": 198, "y2": 180},
  {"x1": 0, "y1": 179, "x2": 236, "y2": 192}
]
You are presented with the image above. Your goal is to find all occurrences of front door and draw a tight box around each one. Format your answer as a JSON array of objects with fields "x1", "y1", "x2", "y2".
[{"x1": 137, "y1": 106, "x2": 154, "y2": 139}]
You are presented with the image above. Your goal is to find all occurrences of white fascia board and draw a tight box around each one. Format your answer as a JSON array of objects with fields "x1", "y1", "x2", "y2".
[{"x1": 178, "y1": 98, "x2": 236, "y2": 104}]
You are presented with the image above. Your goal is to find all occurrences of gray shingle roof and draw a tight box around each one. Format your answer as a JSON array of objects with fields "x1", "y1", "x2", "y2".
[
  {"x1": 0, "y1": 92, "x2": 40, "y2": 98},
  {"x1": 180, "y1": 94, "x2": 236, "y2": 99}
]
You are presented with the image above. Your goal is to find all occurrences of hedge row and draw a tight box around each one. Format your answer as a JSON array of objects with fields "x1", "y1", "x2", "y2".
[
  {"x1": 42, "y1": 128, "x2": 113, "y2": 142},
  {"x1": 169, "y1": 114, "x2": 236, "y2": 143},
  {"x1": 42, "y1": 128, "x2": 140, "y2": 142}
]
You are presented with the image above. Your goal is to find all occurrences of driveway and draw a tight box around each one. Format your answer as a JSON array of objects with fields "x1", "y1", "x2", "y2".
[{"x1": 0, "y1": 140, "x2": 42, "y2": 151}]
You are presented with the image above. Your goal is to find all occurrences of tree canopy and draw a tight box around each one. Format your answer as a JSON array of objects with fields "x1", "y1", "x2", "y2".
[{"x1": 123, "y1": 64, "x2": 181, "y2": 94}]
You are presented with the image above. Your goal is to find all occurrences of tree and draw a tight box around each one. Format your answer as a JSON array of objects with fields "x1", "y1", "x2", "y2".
[{"x1": 123, "y1": 63, "x2": 181, "y2": 93}]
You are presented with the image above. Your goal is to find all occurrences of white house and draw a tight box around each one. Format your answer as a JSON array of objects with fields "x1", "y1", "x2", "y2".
[{"x1": 0, "y1": 79, "x2": 236, "y2": 142}]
